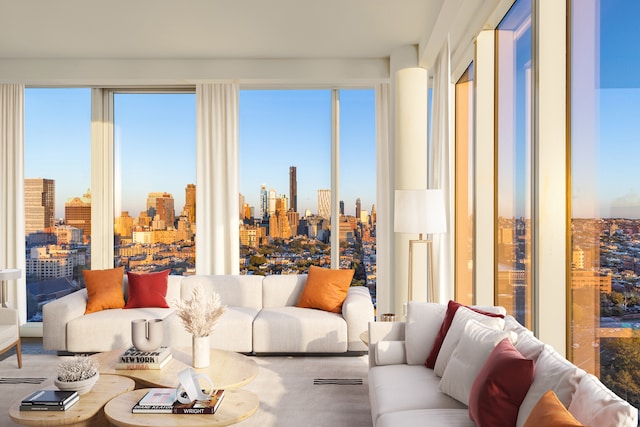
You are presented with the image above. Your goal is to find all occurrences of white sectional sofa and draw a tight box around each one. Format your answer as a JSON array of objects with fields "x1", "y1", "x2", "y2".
[
  {"x1": 368, "y1": 301, "x2": 638, "y2": 427},
  {"x1": 43, "y1": 274, "x2": 374, "y2": 354}
]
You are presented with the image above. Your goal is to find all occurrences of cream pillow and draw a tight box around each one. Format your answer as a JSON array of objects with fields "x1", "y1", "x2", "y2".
[
  {"x1": 433, "y1": 305, "x2": 506, "y2": 377},
  {"x1": 516, "y1": 345, "x2": 586, "y2": 427},
  {"x1": 404, "y1": 302, "x2": 447, "y2": 365},
  {"x1": 568, "y1": 373, "x2": 638, "y2": 427},
  {"x1": 439, "y1": 319, "x2": 517, "y2": 405}
]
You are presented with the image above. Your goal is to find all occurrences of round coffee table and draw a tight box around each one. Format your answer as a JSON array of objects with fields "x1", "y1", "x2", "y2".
[
  {"x1": 93, "y1": 347, "x2": 258, "y2": 389},
  {"x1": 104, "y1": 388, "x2": 259, "y2": 427},
  {"x1": 9, "y1": 374, "x2": 135, "y2": 427}
]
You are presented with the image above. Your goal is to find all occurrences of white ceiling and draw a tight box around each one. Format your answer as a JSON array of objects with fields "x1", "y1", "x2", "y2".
[{"x1": 0, "y1": 0, "x2": 443, "y2": 60}]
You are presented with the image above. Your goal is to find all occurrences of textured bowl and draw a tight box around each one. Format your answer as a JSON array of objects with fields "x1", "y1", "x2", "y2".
[{"x1": 54, "y1": 372, "x2": 99, "y2": 395}]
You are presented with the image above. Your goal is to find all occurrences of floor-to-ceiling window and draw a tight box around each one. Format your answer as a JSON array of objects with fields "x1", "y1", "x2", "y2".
[
  {"x1": 238, "y1": 88, "x2": 377, "y2": 298},
  {"x1": 238, "y1": 90, "x2": 332, "y2": 274},
  {"x1": 113, "y1": 93, "x2": 196, "y2": 275},
  {"x1": 339, "y1": 89, "x2": 376, "y2": 297},
  {"x1": 571, "y1": 0, "x2": 640, "y2": 406},
  {"x1": 455, "y1": 64, "x2": 475, "y2": 305},
  {"x1": 24, "y1": 88, "x2": 91, "y2": 322},
  {"x1": 496, "y1": 0, "x2": 533, "y2": 328}
]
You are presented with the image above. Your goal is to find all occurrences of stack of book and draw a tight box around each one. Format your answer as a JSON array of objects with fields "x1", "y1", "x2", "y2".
[
  {"x1": 116, "y1": 346, "x2": 172, "y2": 370},
  {"x1": 132, "y1": 388, "x2": 226, "y2": 414},
  {"x1": 20, "y1": 390, "x2": 79, "y2": 411}
]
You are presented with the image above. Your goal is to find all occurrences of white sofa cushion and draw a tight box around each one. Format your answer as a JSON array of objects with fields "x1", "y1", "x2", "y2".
[
  {"x1": 434, "y1": 306, "x2": 505, "y2": 377},
  {"x1": 405, "y1": 302, "x2": 446, "y2": 365},
  {"x1": 376, "y1": 408, "x2": 475, "y2": 427},
  {"x1": 516, "y1": 344, "x2": 587, "y2": 427},
  {"x1": 568, "y1": 373, "x2": 638, "y2": 427},
  {"x1": 369, "y1": 365, "x2": 467, "y2": 426},
  {"x1": 439, "y1": 319, "x2": 517, "y2": 405},
  {"x1": 66, "y1": 307, "x2": 174, "y2": 352},
  {"x1": 375, "y1": 341, "x2": 406, "y2": 365},
  {"x1": 253, "y1": 306, "x2": 347, "y2": 353},
  {"x1": 180, "y1": 275, "x2": 263, "y2": 309},
  {"x1": 262, "y1": 274, "x2": 308, "y2": 308}
]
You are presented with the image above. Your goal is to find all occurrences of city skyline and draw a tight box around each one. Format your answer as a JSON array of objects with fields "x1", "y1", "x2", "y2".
[{"x1": 25, "y1": 89, "x2": 376, "y2": 220}]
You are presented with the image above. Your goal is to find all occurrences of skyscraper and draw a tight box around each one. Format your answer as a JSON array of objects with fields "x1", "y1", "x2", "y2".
[
  {"x1": 155, "y1": 193, "x2": 175, "y2": 228},
  {"x1": 289, "y1": 166, "x2": 297, "y2": 213},
  {"x1": 268, "y1": 188, "x2": 277, "y2": 217},
  {"x1": 340, "y1": 200, "x2": 345, "y2": 215},
  {"x1": 318, "y1": 189, "x2": 331, "y2": 219},
  {"x1": 356, "y1": 197, "x2": 362, "y2": 220},
  {"x1": 25, "y1": 178, "x2": 55, "y2": 235},
  {"x1": 260, "y1": 184, "x2": 268, "y2": 220},
  {"x1": 65, "y1": 189, "x2": 91, "y2": 238},
  {"x1": 184, "y1": 184, "x2": 196, "y2": 223}
]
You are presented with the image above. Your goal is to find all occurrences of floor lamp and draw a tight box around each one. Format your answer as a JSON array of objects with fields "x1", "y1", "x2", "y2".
[
  {"x1": 0, "y1": 268, "x2": 21, "y2": 308},
  {"x1": 394, "y1": 189, "x2": 447, "y2": 303}
]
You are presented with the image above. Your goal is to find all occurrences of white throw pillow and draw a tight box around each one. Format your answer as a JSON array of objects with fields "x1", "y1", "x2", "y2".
[
  {"x1": 438, "y1": 319, "x2": 517, "y2": 405},
  {"x1": 568, "y1": 373, "x2": 638, "y2": 427},
  {"x1": 404, "y1": 302, "x2": 446, "y2": 365},
  {"x1": 433, "y1": 305, "x2": 506, "y2": 377},
  {"x1": 516, "y1": 345, "x2": 587, "y2": 427}
]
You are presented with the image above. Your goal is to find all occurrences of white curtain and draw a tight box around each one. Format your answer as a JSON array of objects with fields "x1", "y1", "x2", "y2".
[
  {"x1": 0, "y1": 84, "x2": 25, "y2": 315},
  {"x1": 430, "y1": 41, "x2": 454, "y2": 303},
  {"x1": 375, "y1": 83, "x2": 392, "y2": 314},
  {"x1": 195, "y1": 83, "x2": 240, "y2": 275}
]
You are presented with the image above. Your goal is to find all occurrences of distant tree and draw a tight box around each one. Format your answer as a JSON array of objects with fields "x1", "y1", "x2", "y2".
[
  {"x1": 250, "y1": 255, "x2": 267, "y2": 267},
  {"x1": 600, "y1": 337, "x2": 640, "y2": 407},
  {"x1": 610, "y1": 291, "x2": 625, "y2": 306}
]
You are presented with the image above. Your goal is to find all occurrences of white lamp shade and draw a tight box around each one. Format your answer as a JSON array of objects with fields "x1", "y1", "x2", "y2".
[
  {"x1": 0, "y1": 268, "x2": 21, "y2": 280},
  {"x1": 394, "y1": 189, "x2": 447, "y2": 234}
]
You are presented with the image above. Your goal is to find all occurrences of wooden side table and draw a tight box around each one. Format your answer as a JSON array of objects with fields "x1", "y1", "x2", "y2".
[
  {"x1": 104, "y1": 388, "x2": 259, "y2": 427},
  {"x1": 9, "y1": 374, "x2": 135, "y2": 427}
]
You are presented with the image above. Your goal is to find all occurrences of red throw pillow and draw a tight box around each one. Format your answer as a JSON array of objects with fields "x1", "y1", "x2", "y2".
[
  {"x1": 425, "y1": 300, "x2": 504, "y2": 368},
  {"x1": 468, "y1": 338, "x2": 535, "y2": 427},
  {"x1": 124, "y1": 269, "x2": 170, "y2": 309}
]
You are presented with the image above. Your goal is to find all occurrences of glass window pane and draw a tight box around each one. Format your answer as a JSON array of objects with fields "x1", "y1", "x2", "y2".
[
  {"x1": 455, "y1": 64, "x2": 475, "y2": 305},
  {"x1": 113, "y1": 93, "x2": 196, "y2": 275},
  {"x1": 239, "y1": 90, "x2": 331, "y2": 275},
  {"x1": 24, "y1": 88, "x2": 91, "y2": 322},
  {"x1": 339, "y1": 89, "x2": 377, "y2": 300},
  {"x1": 496, "y1": 0, "x2": 533, "y2": 328},
  {"x1": 571, "y1": 0, "x2": 640, "y2": 407}
]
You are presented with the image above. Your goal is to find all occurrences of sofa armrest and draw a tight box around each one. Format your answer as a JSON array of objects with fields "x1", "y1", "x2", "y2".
[
  {"x1": 43, "y1": 289, "x2": 89, "y2": 351},
  {"x1": 0, "y1": 307, "x2": 19, "y2": 325},
  {"x1": 368, "y1": 321, "x2": 405, "y2": 367},
  {"x1": 342, "y1": 286, "x2": 375, "y2": 352}
]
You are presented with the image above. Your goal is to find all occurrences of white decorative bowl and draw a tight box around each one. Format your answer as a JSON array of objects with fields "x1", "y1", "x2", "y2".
[{"x1": 54, "y1": 372, "x2": 99, "y2": 395}]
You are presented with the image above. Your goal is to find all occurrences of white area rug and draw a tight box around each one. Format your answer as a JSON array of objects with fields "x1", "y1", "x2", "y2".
[{"x1": 0, "y1": 353, "x2": 372, "y2": 427}]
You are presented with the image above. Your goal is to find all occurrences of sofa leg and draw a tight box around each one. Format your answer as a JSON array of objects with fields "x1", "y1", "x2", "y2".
[{"x1": 15, "y1": 338, "x2": 22, "y2": 368}]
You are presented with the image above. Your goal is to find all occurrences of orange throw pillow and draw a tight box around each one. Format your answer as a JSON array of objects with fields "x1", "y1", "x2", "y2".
[
  {"x1": 297, "y1": 266, "x2": 355, "y2": 313},
  {"x1": 83, "y1": 267, "x2": 126, "y2": 314},
  {"x1": 523, "y1": 390, "x2": 585, "y2": 427}
]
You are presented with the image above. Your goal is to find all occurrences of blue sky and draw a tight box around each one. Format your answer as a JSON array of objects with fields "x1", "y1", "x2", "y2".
[{"x1": 25, "y1": 88, "x2": 376, "y2": 219}]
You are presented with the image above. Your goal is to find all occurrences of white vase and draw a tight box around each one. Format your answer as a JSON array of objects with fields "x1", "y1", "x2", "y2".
[
  {"x1": 131, "y1": 318, "x2": 163, "y2": 352},
  {"x1": 192, "y1": 335, "x2": 210, "y2": 368}
]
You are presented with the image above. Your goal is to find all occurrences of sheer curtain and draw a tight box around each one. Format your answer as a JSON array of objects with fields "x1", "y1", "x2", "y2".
[
  {"x1": 375, "y1": 82, "x2": 392, "y2": 314},
  {"x1": 195, "y1": 83, "x2": 240, "y2": 275},
  {"x1": 430, "y1": 41, "x2": 454, "y2": 303},
  {"x1": 0, "y1": 84, "x2": 25, "y2": 314}
]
